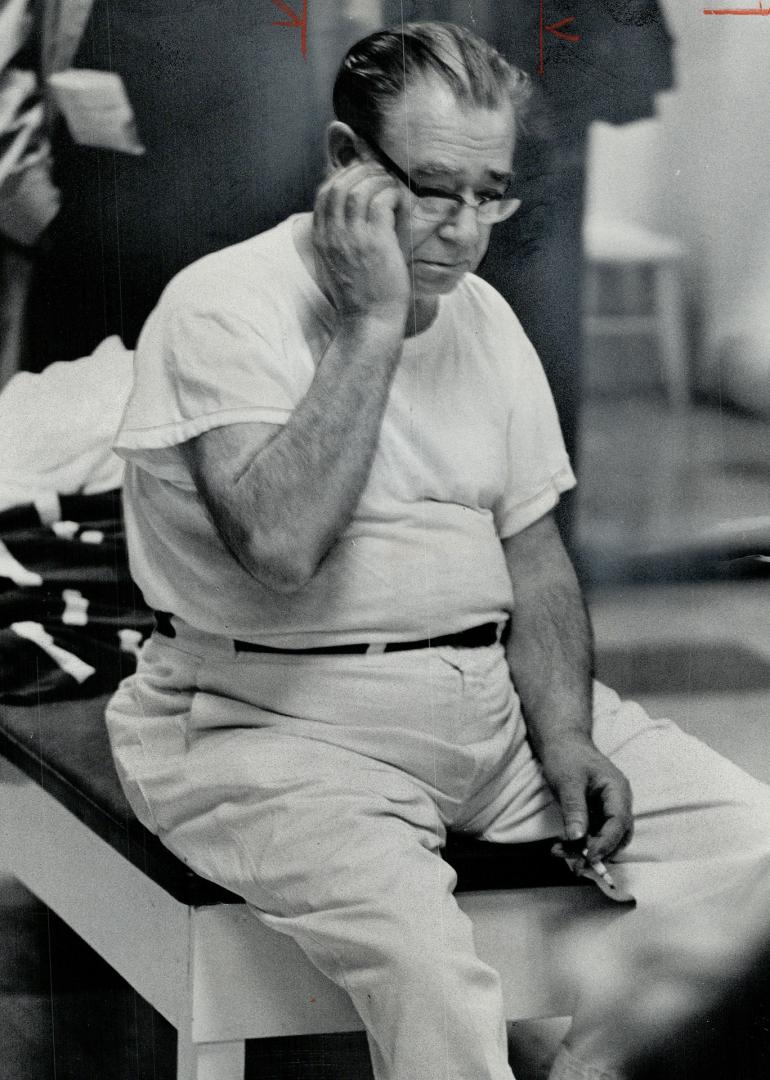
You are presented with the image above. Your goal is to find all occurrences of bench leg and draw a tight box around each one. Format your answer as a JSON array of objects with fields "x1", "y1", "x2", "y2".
[
  {"x1": 177, "y1": 1034, "x2": 246, "y2": 1080},
  {"x1": 656, "y1": 261, "x2": 690, "y2": 408}
]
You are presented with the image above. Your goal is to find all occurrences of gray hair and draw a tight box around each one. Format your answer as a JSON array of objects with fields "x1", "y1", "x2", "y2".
[{"x1": 332, "y1": 21, "x2": 532, "y2": 144}]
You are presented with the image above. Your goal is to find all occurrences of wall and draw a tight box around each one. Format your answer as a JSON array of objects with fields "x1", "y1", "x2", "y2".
[
  {"x1": 25, "y1": 0, "x2": 384, "y2": 369},
  {"x1": 586, "y1": 2, "x2": 770, "y2": 387}
]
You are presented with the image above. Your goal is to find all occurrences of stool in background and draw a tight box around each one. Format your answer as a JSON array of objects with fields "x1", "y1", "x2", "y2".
[{"x1": 583, "y1": 217, "x2": 690, "y2": 407}]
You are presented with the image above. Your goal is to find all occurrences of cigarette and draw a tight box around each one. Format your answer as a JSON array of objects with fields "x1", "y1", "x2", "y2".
[{"x1": 582, "y1": 849, "x2": 617, "y2": 890}]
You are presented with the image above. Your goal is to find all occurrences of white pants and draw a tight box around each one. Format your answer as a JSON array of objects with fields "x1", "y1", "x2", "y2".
[{"x1": 106, "y1": 622, "x2": 770, "y2": 1080}]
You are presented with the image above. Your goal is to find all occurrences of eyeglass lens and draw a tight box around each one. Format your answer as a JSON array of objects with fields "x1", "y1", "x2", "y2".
[{"x1": 411, "y1": 196, "x2": 518, "y2": 224}]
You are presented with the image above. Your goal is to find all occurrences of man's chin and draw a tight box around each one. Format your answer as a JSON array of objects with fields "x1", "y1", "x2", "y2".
[{"x1": 411, "y1": 260, "x2": 469, "y2": 295}]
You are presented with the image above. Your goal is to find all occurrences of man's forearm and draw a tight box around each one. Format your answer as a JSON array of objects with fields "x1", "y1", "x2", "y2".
[
  {"x1": 187, "y1": 160, "x2": 414, "y2": 595},
  {"x1": 502, "y1": 515, "x2": 633, "y2": 855},
  {"x1": 503, "y1": 516, "x2": 594, "y2": 755},
  {"x1": 506, "y1": 566, "x2": 594, "y2": 757},
  {"x1": 205, "y1": 312, "x2": 406, "y2": 592}
]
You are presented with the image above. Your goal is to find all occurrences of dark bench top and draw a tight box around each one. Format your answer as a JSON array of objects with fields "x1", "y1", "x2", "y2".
[{"x1": 0, "y1": 695, "x2": 584, "y2": 907}]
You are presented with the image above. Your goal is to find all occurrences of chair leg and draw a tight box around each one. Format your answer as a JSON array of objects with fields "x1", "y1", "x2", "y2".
[
  {"x1": 656, "y1": 260, "x2": 690, "y2": 408},
  {"x1": 177, "y1": 1033, "x2": 246, "y2": 1080}
]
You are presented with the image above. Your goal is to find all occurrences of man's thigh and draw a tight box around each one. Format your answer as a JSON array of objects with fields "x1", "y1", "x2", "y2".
[
  {"x1": 164, "y1": 722, "x2": 449, "y2": 912},
  {"x1": 468, "y1": 679, "x2": 770, "y2": 908},
  {"x1": 144, "y1": 708, "x2": 516, "y2": 1080}
]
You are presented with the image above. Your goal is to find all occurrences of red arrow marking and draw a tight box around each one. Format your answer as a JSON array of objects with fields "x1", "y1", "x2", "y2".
[
  {"x1": 271, "y1": 0, "x2": 308, "y2": 58},
  {"x1": 544, "y1": 15, "x2": 581, "y2": 42},
  {"x1": 704, "y1": 2, "x2": 770, "y2": 11},
  {"x1": 538, "y1": 4, "x2": 580, "y2": 75}
]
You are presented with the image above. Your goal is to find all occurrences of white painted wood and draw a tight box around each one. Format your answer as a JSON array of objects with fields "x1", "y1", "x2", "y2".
[
  {"x1": 0, "y1": 759, "x2": 191, "y2": 1027},
  {"x1": 584, "y1": 217, "x2": 683, "y2": 264},
  {"x1": 583, "y1": 215, "x2": 690, "y2": 407},
  {"x1": 190, "y1": 905, "x2": 363, "y2": 1042},
  {"x1": 656, "y1": 261, "x2": 690, "y2": 407},
  {"x1": 189, "y1": 887, "x2": 616, "y2": 1043},
  {"x1": 177, "y1": 1033, "x2": 246, "y2": 1080}
]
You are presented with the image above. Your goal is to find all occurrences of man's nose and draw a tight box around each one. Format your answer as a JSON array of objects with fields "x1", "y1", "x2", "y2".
[{"x1": 438, "y1": 203, "x2": 483, "y2": 244}]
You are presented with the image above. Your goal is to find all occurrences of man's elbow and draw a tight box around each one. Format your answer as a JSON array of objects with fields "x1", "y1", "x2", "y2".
[{"x1": 245, "y1": 542, "x2": 319, "y2": 596}]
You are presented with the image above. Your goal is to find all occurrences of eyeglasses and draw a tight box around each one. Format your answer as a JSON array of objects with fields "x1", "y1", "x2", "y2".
[{"x1": 360, "y1": 135, "x2": 521, "y2": 225}]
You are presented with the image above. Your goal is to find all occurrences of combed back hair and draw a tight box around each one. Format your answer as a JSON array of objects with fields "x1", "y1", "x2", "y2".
[{"x1": 333, "y1": 21, "x2": 532, "y2": 145}]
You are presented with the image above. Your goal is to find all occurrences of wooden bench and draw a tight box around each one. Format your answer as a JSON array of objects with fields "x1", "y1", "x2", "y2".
[{"x1": 0, "y1": 693, "x2": 615, "y2": 1080}]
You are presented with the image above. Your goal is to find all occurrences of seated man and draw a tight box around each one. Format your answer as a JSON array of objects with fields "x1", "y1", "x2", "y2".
[{"x1": 106, "y1": 22, "x2": 770, "y2": 1080}]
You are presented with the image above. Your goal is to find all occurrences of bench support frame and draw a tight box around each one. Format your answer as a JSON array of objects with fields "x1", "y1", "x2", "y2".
[{"x1": 0, "y1": 755, "x2": 614, "y2": 1080}]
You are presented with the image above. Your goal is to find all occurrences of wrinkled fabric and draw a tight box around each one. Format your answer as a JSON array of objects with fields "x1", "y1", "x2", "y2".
[
  {"x1": 0, "y1": 335, "x2": 132, "y2": 512},
  {"x1": 107, "y1": 622, "x2": 770, "y2": 1080}
]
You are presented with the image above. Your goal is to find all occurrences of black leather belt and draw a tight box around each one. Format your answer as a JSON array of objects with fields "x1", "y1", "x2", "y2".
[
  {"x1": 153, "y1": 613, "x2": 503, "y2": 655},
  {"x1": 236, "y1": 623, "x2": 502, "y2": 655}
]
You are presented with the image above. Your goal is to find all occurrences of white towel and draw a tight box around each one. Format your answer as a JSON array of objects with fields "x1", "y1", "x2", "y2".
[{"x1": 0, "y1": 335, "x2": 134, "y2": 512}]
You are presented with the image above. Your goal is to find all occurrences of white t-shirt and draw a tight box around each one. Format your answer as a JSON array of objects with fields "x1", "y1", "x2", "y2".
[{"x1": 114, "y1": 215, "x2": 575, "y2": 647}]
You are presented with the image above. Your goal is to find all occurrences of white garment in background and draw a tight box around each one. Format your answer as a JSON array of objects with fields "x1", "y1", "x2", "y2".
[
  {"x1": 0, "y1": 335, "x2": 133, "y2": 512},
  {"x1": 716, "y1": 250, "x2": 770, "y2": 419}
]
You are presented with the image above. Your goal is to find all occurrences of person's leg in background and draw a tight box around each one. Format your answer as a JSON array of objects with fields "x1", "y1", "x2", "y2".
[
  {"x1": 551, "y1": 684, "x2": 770, "y2": 1080},
  {"x1": 472, "y1": 680, "x2": 770, "y2": 1080},
  {"x1": 559, "y1": 876, "x2": 770, "y2": 1080}
]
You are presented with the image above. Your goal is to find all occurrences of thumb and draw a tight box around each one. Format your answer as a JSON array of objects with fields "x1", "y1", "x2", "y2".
[
  {"x1": 555, "y1": 781, "x2": 589, "y2": 842},
  {"x1": 368, "y1": 182, "x2": 402, "y2": 227}
]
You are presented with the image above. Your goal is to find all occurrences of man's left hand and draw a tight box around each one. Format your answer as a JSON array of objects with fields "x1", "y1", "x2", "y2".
[{"x1": 539, "y1": 734, "x2": 633, "y2": 863}]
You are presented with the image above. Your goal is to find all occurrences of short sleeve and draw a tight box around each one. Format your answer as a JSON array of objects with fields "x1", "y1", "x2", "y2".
[
  {"x1": 491, "y1": 315, "x2": 576, "y2": 539},
  {"x1": 113, "y1": 272, "x2": 311, "y2": 484}
]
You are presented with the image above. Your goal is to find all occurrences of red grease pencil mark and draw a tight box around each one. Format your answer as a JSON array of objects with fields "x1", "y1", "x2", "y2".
[
  {"x1": 704, "y1": 1, "x2": 770, "y2": 11},
  {"x1": 538, "y1": 0, "x2": 544, "y2": 75},
  {"x1": 538, "y1": 3, "x2": 580, "y2": 76},
  {"x1": 545, "y1": 15, "x2": 580, "y2": 40},
  {"x1": 271, "y1": 0, "x2": 308, "y2": 58}
]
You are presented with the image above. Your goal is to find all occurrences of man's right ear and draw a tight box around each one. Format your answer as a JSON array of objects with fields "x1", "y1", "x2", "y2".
[{"x1": 327, "y1": 122, "x2": 364, "y2": 169}]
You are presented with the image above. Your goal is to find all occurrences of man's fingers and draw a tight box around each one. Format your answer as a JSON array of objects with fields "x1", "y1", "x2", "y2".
[
  {"x1": 317, "y1": 160, "x2": 369, "y2": 198},
  {"x1": 342, "y1": 172, "x2": 398, "y2": 227},
  {"x1": 586, "y1": 776, "x2": 634, "y2": 861},
  {"x1": 315, "y1": 163, "x2": 368, "y2": 232},
  {"x1": 587, "y1": 818, "x2": 626, "y2": 863},
  {"x1": 544, "y1": 746, "x2": 634, "y2": 865},
  {"x1": 318, "y1": 162, "x2": 393, "y2": 229},
  {"x1": 555, "y1": 781, "x2": 590, "y2": 842},
  {"x1": 366, "y1": 181, "x2": 403, "y2": 227}
]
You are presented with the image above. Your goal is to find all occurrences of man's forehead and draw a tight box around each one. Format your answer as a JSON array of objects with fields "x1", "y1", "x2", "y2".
[{"x1": 379, "y1": 78, "x2": 516, "y2": 172}]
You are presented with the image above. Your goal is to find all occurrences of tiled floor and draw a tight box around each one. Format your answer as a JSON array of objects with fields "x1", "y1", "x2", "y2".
[
  {"x1": 580, "y1": 396, "x2": 770, "y2": 784},
  {"x1": 577, "y1": 398, "x2": 770, "y2": 575},
  {"x1": 590, "y1": 580, "x2": 770, "y2": 784}
]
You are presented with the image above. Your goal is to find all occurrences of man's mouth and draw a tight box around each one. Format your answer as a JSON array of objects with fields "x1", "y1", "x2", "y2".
[{"x1": 416, "y1": 259, "x2": 465, "y2": 269}]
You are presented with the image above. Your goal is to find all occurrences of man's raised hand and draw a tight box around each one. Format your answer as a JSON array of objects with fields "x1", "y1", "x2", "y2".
[{"x1": 312, "y1": 162, "x2": 411, "y2": 325}]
